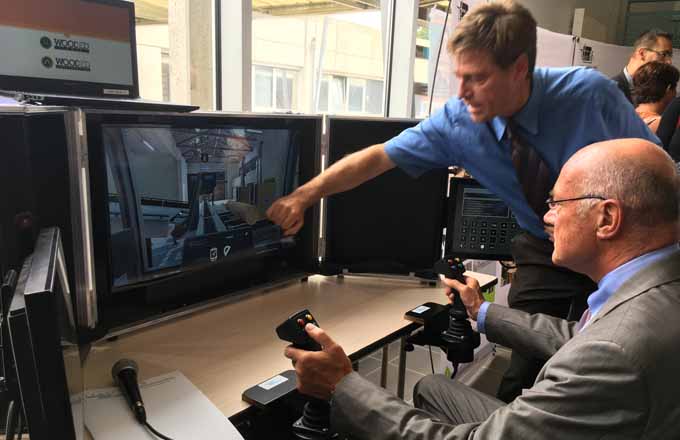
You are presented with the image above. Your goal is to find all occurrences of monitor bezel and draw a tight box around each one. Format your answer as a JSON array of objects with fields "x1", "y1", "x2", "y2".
[
  {"x1": 322, "y1": 116, "x2": 448, "y2": 276},
  {"x1": 84, "y1": 110, "x2": 322, "y2": 332},
  {"x1": 0, "y1": 0, "x2": 139, "y2": 99},
  {"x1": 7, "y1": 227, "x2": 80, "y2": 440}
]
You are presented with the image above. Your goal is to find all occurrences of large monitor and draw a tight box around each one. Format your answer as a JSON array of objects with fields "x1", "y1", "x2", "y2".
[
  {"x1": 321, "y1": 116, "x2": 448, "y2": 276},
  {"x1": 7, "y1": 227, "x2": 83, "y2": 440},
  {"x1": 0, "y1": 0, "x2": 138, "y2": 98},
  {"x1": 85, "y1": 111, "x2": 321, "y2": 330}
]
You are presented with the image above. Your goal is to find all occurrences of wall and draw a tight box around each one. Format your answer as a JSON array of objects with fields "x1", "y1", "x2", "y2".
[{"x1": 515, "y1": 0, "x2": 628, "y2": 44}]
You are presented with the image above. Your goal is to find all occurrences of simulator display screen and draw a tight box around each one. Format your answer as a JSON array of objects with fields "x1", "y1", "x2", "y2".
[
  {"x1": 0, "y1": 0, "x2": 134, "y2": 94},
  {"x1": 462, "y1": 188, "x2": 511, "y2": 218},
  {"x1": 103, "y1": 125, "x2": 300, "y2": 288}
]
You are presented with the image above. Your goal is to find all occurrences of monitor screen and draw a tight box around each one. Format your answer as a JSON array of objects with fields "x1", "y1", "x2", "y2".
[
  {"x1": 322, "y1": 117, "x2": 448, "y2": 275},
  {"x1": 8, "y1": 227, "x2": 83, "y2": 440},
  {"x1": 0, "y1": 0, "x2": 137, "y2": 98},
  {"x1": 84, "y1": 112, "x2": 320, "y2": 329},
  {"x1": 103, "y1": 124, "x2": 302, "y2": 288}
]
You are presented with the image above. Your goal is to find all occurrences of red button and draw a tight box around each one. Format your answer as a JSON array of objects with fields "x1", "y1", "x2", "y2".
[{"x1": 297, "y1": 319, "x2": 305, "y2": 326}]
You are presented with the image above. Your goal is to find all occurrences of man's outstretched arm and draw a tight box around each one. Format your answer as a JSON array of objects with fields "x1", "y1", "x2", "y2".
[{"x1": 267, "y1": 143, "x2": 396, "y2": 235}]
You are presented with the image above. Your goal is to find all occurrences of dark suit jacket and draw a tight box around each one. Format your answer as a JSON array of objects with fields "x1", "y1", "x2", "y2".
[
  {"x1": 611, "y1": 70, "x2": 633, "y2": 103},
  {"x1": 331, "y1": 249, "x2": 680, "y2": 439}
]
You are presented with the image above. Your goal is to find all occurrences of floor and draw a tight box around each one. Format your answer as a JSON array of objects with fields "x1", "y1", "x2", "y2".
[{"x1": 356, "y1": 340, "x2": 512, "y2": 404}]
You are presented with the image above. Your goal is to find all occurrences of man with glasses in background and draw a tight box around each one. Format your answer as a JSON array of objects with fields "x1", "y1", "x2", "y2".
[{"x1": 612, "y1": 29, "x2": 674, "y2": 103}]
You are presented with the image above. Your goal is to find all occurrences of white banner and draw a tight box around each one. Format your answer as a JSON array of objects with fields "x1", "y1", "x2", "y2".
[{"x1": 573, "y1": 37, "x2": 631, "y2": 78}]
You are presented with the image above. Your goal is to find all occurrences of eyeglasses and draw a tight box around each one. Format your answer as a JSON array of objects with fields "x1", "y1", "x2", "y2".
[
  {"x1": 644, "y1": 48, "x2": 673, "y2": 60},
  {"x1": 545, "y1": 195, "x2": 606, "y2": 210}
]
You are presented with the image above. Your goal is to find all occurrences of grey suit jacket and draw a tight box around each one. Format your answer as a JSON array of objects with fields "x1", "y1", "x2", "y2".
[{"x1": 331, "y1": 249, "x2": 680, "y2": 439}]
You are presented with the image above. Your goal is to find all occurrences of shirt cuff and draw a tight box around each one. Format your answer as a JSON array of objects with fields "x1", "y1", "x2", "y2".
[{"x1": 476, "y1": 301, "x2": 491, "y2": 334}]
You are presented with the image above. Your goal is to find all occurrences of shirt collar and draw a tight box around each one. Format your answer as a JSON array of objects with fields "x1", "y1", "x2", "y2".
[
  {"x1": 490, "y1": 72, "x2": 542, "y2": 141},
  {"x1": 623, "y1": 66, "x2": 633, "y2": 86},
  {"x1": 587, "y1": 243, "x2": 680, "y2": 318}
]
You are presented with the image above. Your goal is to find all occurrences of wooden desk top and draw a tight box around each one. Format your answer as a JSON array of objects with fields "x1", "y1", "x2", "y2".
[{"x1": 84, "y1": 272, "x2": 495, "y2": 418}]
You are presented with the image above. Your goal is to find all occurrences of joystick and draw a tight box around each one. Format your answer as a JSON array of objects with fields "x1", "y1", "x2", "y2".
[
  {"x1": 433, "y1": 257, "x2": 480, "y2": 373},
  {"x1": 277, "y1": 310, "x2": 338, "y2": 440}
]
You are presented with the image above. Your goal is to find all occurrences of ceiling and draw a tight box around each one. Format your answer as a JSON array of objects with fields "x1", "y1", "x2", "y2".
[{"x1": 133, "y1": 0, "x2": 449, "y2": 24}]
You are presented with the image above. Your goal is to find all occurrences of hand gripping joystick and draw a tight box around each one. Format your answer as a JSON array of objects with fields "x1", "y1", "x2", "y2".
[
  {"x1": 433, "y1": 258, "x2": 481, "y2": 371},
  {"x1": 277, "y1": 310, "x2": 338, "y2": 440}
]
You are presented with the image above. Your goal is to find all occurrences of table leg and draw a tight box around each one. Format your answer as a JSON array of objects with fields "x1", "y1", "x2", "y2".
[
  {"x1": 397, "y1": 336, "x2": 407, "y2": 399},
  {"x1": 380, "y1": 345, "x2": 389, "y2": 388}
]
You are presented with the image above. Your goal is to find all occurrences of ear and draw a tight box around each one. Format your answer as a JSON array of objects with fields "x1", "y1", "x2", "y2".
[
  {"x1": 512, "y1": 53, "x2": 529, "y2": 80},
  {"x1": 637, "y1": 47, "x2": 648, "y2": 62},
  {"x1": 595, "y1": 200, "x2": 623, "y2": 240}
]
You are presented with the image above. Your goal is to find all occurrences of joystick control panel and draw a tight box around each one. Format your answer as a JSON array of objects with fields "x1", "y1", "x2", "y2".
[{"x1": 276, "y1": 309, "x2": 322, "y2": 351}]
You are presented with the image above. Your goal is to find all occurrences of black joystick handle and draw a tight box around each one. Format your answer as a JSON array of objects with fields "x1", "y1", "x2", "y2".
[
  {"x1": 277, "y1": 310, "x2": 336, "y2": 440},
  {"x1": 433, "y1": 257, "x2": 480, "y2": 366},
  {"x1": 276, "y1": 309, "x2": 322, "y2": 351}
]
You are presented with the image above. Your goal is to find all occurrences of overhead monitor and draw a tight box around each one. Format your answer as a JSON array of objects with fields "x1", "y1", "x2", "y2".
[
  {"x1": 322, "y1": 116, "x2": 448, "y2": 276},
  {"x1": 0, "y1": 0, "x2": 138, "y2": 98},
  {"x1": 8, "y1": 227, "x2": 83, "y2": 440},
  {"x1": 85, "y1": 111, "x2": 321, "y2": 329}
]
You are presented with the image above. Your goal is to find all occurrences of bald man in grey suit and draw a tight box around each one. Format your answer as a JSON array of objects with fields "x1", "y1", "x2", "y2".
[{"x1": 285, "y1": 138, "x2": 680, "y2": 439}]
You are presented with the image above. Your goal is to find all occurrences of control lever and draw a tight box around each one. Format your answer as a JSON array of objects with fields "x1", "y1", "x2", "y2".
[
  {"x1": 433, "y1": 257, "x2": 481, "y2": 374},
  {"x1": 277, "y1": 309, "x2": 338, "y2": 440}
]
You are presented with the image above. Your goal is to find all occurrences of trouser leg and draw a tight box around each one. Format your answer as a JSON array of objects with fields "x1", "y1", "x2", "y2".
[
  {"x1": 413, "y1": 375, "x2": 505, "y2": 425},
  {"x1": 496, "y1": 233, "x2": 596, "y2": 403}
]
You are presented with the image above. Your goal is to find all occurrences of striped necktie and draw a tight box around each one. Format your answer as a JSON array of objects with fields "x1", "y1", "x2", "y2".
[{"x1": 507, "y1": 121, "x2": 556, "y2": 219}]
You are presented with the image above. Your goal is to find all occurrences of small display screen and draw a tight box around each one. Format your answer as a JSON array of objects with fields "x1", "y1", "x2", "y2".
[
  {"x1": 103, "y1": 125, "x2": 301, "y2": 288},
  {"x1": 462, "y1": 188, "x2": 511, "y2": 218},
  {"x1": 0, "y1": 0, "x2": 135, "y2": 96}
]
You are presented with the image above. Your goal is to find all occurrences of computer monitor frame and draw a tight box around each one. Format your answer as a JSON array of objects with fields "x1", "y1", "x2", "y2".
[
  {"x1": 81, "y1": 110, "x2": 322, "y2": 334},
  {"x1": 0, "y1": 0, "x2": 139, "y2": 99},
  {"x1": 7, "y1": 227, "x2": 82, "y2": 440},
  {"x1": 321, "y1": 116, "x2": 448, "y2": 276}
]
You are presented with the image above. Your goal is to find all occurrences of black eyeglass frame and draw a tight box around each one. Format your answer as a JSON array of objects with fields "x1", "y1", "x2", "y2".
[
  {"x1": 643, "y1": 47, "x2": 673, "y2": 60},
  {"x1": 545, "y1": 195, "x2": 606, "y2": 209}
]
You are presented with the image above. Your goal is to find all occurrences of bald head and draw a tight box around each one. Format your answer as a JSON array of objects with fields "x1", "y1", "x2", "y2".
[{"x1": 562, "y1": 138, "x2": 679, "y2": 229}]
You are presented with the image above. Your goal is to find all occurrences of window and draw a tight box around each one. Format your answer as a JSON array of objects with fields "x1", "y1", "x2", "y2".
[
  {"x1": 252, "y1": 1, "x2": 386, "y2": 115},
  {"x1": 413, "y1": 1, "x2": 451, "y2": 118},
  {"x1": 252, "y1": 66, "x2": 297, "y2": 111},
  {"x1": 133, "y1": 0, "x2": 215, "y2": 110},
  {"x1": 316, "y1": 74, "x2": 384, "y2": 114}
]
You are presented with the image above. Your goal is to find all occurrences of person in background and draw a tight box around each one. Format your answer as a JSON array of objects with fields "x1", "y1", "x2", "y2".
[
  {"x1": 286, "y1": 138, "x2": 680, "y2": 440},
  {"x1": 612, "y1": 29, "x2": 673, "y2": 103},
  {"x1": 656, "y1": 95, "x2": 680, "y2": 161},
  {"x1": 632, "y1": 61, "x2": 679, "y2": 133}
]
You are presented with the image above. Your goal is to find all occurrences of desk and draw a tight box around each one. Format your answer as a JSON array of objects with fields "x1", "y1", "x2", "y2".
[{"x1": 84, "y1": 272, "x2": 495, "y2": 421}]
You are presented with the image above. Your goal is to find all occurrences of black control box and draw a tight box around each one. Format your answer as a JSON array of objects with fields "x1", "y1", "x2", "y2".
[{"x1": 446, "y1": 178, "x2": 520, "y2": 260}]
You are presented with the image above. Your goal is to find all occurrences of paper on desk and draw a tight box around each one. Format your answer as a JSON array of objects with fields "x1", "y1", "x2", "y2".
[{"x1": 84, "y1": 371, "x2": 244, "y2": 440}]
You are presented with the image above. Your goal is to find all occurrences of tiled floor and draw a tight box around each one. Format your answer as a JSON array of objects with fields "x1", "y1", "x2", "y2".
[{"x1": 356, "y1": 340, "x2": 512, "y2": 404}]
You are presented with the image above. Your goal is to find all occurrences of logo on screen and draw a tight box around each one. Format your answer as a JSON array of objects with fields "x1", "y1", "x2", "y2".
[
  {"x1": 209, "y1": 248, "x2": 218, "y2": 262},
  {"x1": 55, "y1": 57, "x2": 91, "y2": 72},
  {"x1": 54, "y1": 38, "x2": 90, "y2": 53},
  {"x1": 41, "y1": 57, "x2": 54, "y2": 69},
  {"x1": 40, "y1": 36, "x2": 52, "y2": 49}
]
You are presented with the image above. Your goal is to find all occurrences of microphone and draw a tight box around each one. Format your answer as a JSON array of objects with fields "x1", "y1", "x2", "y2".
[{"x1": 112, "y1": 359, "x2": 146, "y2": 424}]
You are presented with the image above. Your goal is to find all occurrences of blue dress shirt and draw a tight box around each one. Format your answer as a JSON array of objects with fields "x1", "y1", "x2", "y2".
[
  {"x1": 385, "y1": 67, "x2": 659, "y2": 239},
  {"x1": 477, "y1": 244, "x2": 680, "y2": 333}
]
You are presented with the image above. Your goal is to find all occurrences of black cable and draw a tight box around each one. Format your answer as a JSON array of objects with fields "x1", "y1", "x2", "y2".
[
  {"x1": 427, "y1": 0, "x2": 452, "y2": 117},
  {"x1": 5, "y1": 400, "x2": 17, "y2": 440},
  {"x1": 15, "y1": 410, "x2": 22, "y2": 440},
  {"x1": 144, "y1": 420, "x2": 174, "y2": 440},
  {"x1": 428, "y1": 346, "x2": 435, "y2": 374}
]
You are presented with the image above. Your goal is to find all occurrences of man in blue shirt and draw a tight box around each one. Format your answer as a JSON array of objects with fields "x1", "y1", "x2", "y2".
[
  {"x1": 268, "y1": 0, "x2": 659, "y2": 401},
  {"x1": 285, "y1": 137, "x2": 680, "y2": 440}
]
